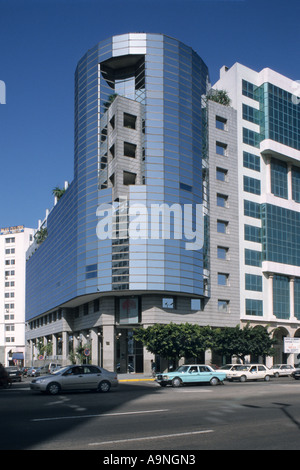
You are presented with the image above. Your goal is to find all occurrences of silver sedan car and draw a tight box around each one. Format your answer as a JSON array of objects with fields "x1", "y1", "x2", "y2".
[{"x1": 30, "y1": 364, "x2": 118, "y2": 395}]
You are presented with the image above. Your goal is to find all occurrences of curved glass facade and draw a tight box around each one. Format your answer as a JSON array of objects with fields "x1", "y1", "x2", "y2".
[{"x1": 26, "y1": 34, "x2": 209, "y2": 321}]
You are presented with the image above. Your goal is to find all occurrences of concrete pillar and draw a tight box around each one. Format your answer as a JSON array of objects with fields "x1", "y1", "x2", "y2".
[
  {"x1": 102, "y1": 325, "x2": 115, "y2": 371},
  {"x1": 268, "y1": 274, "x2": 276, "y2": 321},
  {"x1": 143, "y1": 346, "x2": 154, "y2": 376},
  {"x1": 62, "y1": 331, "x2": 68, "y2": 366},
  {"x1": 265, "y1": 356, "x2": 273, "y2": 368},
  {"x1": 90, "y1": 329, "x2": 99, "y2": 366},
  {"x1": 288, "y1": 164, "x2": 293, "y2": 200},
  {"x1": 290, "y1": 277, "x2": 296, "y2": 321},
  {"x1": 265, "y1": 155, "x2": 271, "y2": 194},
  {"x1": 118, "y1": 332, "x2": 127, "y2": 373},
  {"x1": 205, "y1": 349, "x2": 212, "y2": 365},
  {"x1": 52, "y1": 334, "x2": 57, "y2": 358}
]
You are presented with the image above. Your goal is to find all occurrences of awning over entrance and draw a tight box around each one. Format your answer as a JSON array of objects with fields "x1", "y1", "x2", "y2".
[{"x1": 12, "y1": 352, "x2": 24, "y2": 360}]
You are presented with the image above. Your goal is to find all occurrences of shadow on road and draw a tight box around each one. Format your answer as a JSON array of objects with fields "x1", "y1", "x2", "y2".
[{"x1": 0, "y1": 379, "x2": 161, "y2": 450}]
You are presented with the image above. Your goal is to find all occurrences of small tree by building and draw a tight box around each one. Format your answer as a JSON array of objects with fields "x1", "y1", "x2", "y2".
[
  {"x1": 213, "y1": 324, "x2": 276, "y2": 363},
  {"x1": 134, "y1": 323, "x2": 215, "y2": 369}
]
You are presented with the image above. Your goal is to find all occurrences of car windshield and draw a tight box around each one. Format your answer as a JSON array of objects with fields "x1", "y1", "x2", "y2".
[
  {"x1": 220, "y1": 365, "x2": 248, "y2": 371},
  {"x1": 175, "y1": 366, "x2": 190, "y2": 373}
]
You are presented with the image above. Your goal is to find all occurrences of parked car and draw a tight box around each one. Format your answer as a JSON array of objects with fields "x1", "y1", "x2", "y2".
[
  {"x1": 33, "y1": 367, "x2": 47, "y2": 377},
  {"x1": 220, "y1": 364, "x2": 273, "y2": 382},
  {"x1": 5, "y1": 366, "x2": 22, "y2": 382},
  {"x1": 270, "y1": 364, "x2": 296, "y2": 378},
  {"x1": 155, "y1": 364, "x2": 227, "y2": 387},
  {"x1": 21, "y1": 367, "x2": 29, "y2": 376},
  {"x1": 44, "y1": 363, "x2": 62, "y2": 373},
  {"x1": 291, "y1": 369, "x2": 300, "y2": 380},
  {"x1": 30, "y1": 364, "x2": 118, "y2": 395},
  {"x1": 27, "y1": 367, "x2": 38, "y2": 377},
  {"x1": 32, "y1": 363, "x2": 63, "y2": 377}
]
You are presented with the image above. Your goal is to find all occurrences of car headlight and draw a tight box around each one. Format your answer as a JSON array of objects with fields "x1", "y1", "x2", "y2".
[
  {"x1": 36, "y1": 378, "x2": 47, "y2": 384},
  {"x1": 163, "y1": 375, "x2": 169, "y2": 380}
]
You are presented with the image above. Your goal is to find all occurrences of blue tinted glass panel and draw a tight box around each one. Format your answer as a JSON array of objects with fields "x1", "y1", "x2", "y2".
[
  {"x1": 273, "y1": 275, "x2": 290, "y2": 319},
  {"x1": 245, "y1": 274, "x2": 262, "y2": 291},
  {"x1": 294, "y1": 278, "x2": 300, "y2": 320},
  {"x1": 292, "y1": 166, "x2": 300, "y2": 203},
  {"x1": 271, "y1": 158, "x2": 288, "y2": 199},
  {"x1": 245, "y1": 299, "x2": 263, "y2": 316},
  {"x1": 261, "y1": 204, "x2": 300, "y2": 266},
  {"x1": 243, "y1": 176, "x2": 261, "y2": 195},
  {"x1": 243, "y1": 151, "x2": 260, "y2": 172}
]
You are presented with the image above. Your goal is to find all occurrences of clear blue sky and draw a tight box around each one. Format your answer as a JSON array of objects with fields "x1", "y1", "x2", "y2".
[{"x1": 0, "y1": 0, "x2": 299, "y2": 229}]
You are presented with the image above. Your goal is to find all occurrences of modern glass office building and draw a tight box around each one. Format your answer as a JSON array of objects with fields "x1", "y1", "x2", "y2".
[
  {"x1": 26, "y1": 34, "x2": 219, "y2": 373},
  {"x1": 215, "y1": 63, "x2": 300, "y2": 365},
  {"x1": 25, "y1": 34, "x2": 300, "y2": 371}
]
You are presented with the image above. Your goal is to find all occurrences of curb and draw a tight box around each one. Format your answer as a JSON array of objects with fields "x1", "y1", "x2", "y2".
[{"x1": 118, "y1": 377, "x2": 156, "y2": 382}]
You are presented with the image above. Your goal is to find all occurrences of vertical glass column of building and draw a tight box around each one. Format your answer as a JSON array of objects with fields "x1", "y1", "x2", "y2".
[
  {"x1": 81, "y1": 33, "x2": 210, "y2": 298},
  {"x1": 26, "y1": 33, "x2": 210, "y2": 328}
]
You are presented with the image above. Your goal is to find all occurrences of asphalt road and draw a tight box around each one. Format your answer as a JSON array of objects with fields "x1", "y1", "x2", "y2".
[{"x1": 1, "y1": 376, "x2": 300, "y2": 452}]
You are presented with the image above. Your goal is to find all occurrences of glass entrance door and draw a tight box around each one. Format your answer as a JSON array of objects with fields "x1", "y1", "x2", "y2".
[{"x1": 116, "y1": 329, "x2": 144, "y2": 373}]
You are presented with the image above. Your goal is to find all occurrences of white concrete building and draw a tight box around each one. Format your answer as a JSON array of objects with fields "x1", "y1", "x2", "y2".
[
  {"x1": 0, "y1": 226, "x2": 34, "y2": 366},
  {"x1": 214, "y1": 64, "x2": 300, "y2": 365}
]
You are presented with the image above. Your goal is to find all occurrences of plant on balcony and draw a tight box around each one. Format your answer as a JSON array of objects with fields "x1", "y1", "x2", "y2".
[
  {"x1": 34, "y1": 226, "x2": 48, "y2": 244},
  {"x1": 206, "y1": 89, "x2": 231, "y2": 106},
  {"x1": 52, "y1": 186, "x2": 66, "y2": 200}
]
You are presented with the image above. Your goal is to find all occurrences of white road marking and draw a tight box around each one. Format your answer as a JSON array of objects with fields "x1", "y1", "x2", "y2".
[
  {"x1": 31, "y1": 408, "x2": 169, "y2": 422},
  {"x1": 88, "y1": 429, "x2": 214, "y2": 446},
  {"x1": 174, "y1": 389, "x2": 212, "y2": 393}
]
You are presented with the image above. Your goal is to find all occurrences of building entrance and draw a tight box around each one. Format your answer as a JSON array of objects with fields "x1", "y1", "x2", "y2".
[{"x1": 116, "y1": 328, "x2": 143, "y2": 373}]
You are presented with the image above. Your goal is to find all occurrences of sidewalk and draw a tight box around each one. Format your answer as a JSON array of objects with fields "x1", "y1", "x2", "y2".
[{"x1": 117, "y1": 373, "x2": 156, "y2": 382}]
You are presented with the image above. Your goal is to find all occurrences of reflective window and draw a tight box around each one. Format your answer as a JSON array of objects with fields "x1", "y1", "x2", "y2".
[
  {"x1": 245, "y1": 299, "x2": 263, "y2": 316},
  {"x1": 243, "y1": 151, "x2": 260, "y2": 172},
  {"x1": 261, "y1": 203, "x2": 300, "y2": 266},
  {"x1": 245, "y1": 248, "x2": 262, "y2": 267},
  {"x1": 271, "y1": 158, "x2": 288, "y2": 199},
  {"x1": 244, "y1": 175, "x2": 261, "y2": 195},
  {"x1": 273, "y1": 275, "x2": 290, "y2": 319},
  {"x1": 218, "y1": 273, "x2": 229, "y2": 286},
  {"x1": 217, "y1": 220, "x2": 228, "y2": 234},
  {"x1": 292, "y1": 166, "x2": 300, "y2": 202},
  {"x1": 218, "y1": 300, "x2": 229, "y2": 313},
  {"x1": 244, "y1": 224, "x2": 261, "y2": 243},
  {"x1": 244, "y1": 200, "x2": 261, "y2": 219},
  {"x1": 245, "y1": 274, "x2": 263, "y2": 292}
]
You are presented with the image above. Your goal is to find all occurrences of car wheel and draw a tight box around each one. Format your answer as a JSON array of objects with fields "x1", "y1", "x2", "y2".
[
  {"x1": 274, "y1": 372, "x2": 279, "y2": 378},
  {"x1": 264, "y1": 375, "x2": 270, "y2": 382},
  {"x1": 172, "y1": 377, "x2": 182, "y2": 388},
  {"x1": 98, "y1": 380, "x2": 111, "y2": 393},
  {"x1": 46, "y1": 382, "x2": 61, "y2": 395},
  {"x1": 210, "y1": 377, "x2": 219, "y2": 386},
  {"x1": 239, "y1": 375, "x2": 247, "y2": 383}
]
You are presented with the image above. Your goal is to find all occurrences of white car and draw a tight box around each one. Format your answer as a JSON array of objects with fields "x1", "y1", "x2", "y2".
[
  {"x1": 220, "y1": 364, "x2": 273, "y2": 382},
  {"x1": 270, "y1": 364, "x2": 296, "y2": 378}
]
